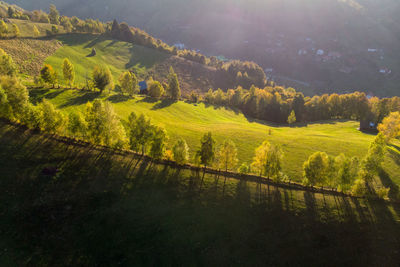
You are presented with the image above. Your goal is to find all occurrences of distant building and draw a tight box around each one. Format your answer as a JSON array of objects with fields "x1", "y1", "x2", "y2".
[
  {"x1": 368, "y1": 48, "x2": 378, "y2": 52},
  {"x1": 316, "y1": 49, "x2": 324, "y2": 56},
  {"x1": 139, "y1": 81, "x2": 148, "y2": 94}
]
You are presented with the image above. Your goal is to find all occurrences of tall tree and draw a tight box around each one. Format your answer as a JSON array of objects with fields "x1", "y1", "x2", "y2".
[
  {"x1": 303, "y1": 151, "x2": 330, "y2": 186},
  {"x1": 0, "y1": 76, "x2": 29, "y2": 120},
  {"x1": 126, "y1": 112, "x2": 154, "y2": 155},
  {"x1": 198, "y1": 132, "x2": 215, "y2": 168},
  {"x1": 92, "y1": 66, "x2": 113, "y2": 92},
  {"x1": 167, "y1": 66, "x2": 181, "y2": 100},
  {"x1": 252, "y1": 141, "x2": 283, "y2": 181},
  {"x1": 172, "y1": 138, "x2": 190, "y2": 165},
  {"x1": 119, "y1": 71, "x2": 138, "y2": 96},
  {"x1": 359, "y1": 133, "x2": 386, "y2": 183},
  {"x1": 149, "y1": 127, "x2": 167, "y2": 160},
  {"x1": 40, "y1": 64, "x2": 57, "y2": 87},
  {"x1": 49, "y1": 4, "x2": 60, "y2": 25},
  {"x1": 67, "y1": 112, "x2": 87, "y2": 138},
  {"x1": 62, "y1": 58, "x2": 75, "y2": 87},
  {"x1": 38, "y1": 99, "x2": 65, "y2": 134},
  {"x1": 217, "y1": 140, "x2": 238, "y2": 172}
]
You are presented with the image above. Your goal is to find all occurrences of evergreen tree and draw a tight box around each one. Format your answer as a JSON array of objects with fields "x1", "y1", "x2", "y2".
[{"x1": 167, "y1": 67, "x2": 181, "y2": 100}]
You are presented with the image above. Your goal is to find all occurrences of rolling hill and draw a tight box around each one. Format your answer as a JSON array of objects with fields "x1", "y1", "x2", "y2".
[{"x1": 8, "y1": 0, "x2": 400, "y2": 96}]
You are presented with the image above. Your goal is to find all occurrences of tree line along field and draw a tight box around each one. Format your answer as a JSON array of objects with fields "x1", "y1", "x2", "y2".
[
  {"x1": 0, "y1": 120, "x2": 399, "y2": 266},
  {"x1": 29, "y1": 88, "x2": 400, "y2": 187}
]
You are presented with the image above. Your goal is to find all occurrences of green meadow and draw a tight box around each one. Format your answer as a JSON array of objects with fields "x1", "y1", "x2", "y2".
[
  {"x1": 29, "y1": 88, "x2": 400, "y2": 187},
  {"x1": 44, "y1": 34, "x2": 169, "y2": 85}
]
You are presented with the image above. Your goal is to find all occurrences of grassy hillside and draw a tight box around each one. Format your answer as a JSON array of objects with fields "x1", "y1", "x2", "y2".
[
  {"x1": 29, "y1": 88, "x2": 400, "y2": 187},
  {"x1": 1, "y1": 120, "x2": 400, "y2": 265},
  {"x1": 7, "y1": 18, "x2": 66, "y2": 37},
  {"x1": 44, "y1": 34, "x2": 224, "y2": 94}
]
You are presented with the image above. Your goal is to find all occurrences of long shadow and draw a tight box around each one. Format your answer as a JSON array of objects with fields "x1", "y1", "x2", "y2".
[
  {"x1": 388, "y1": 145, "x2": 400, "y2": 166},
  {"x1": 151, "y1": 99, "x2": 176, "y2": 110},
  {"x1": 83, "y1": 36, "x2": 104, "y2": 49},
  {"x1": 59, "y1": 91, "x2": 101, "y2": 108},
  {"x1": 107, "y1": 94, "x2": 131, "y2": 103},
  {"x1": 138, "y1": 97, "x2": 158, "y2": 104},
  {"x1": 2, "y1": 121, "x2": 400, "y2": 265},
  {"x1": 378, "y1": 167, "x2": 399, "y2": 201}
]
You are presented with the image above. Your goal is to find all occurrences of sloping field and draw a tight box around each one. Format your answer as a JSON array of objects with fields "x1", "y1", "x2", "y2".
[
  {"x1": 0, "y1": 121, "x2": 399, "y2": 266},
  {"x1": 29, "y1": 88, "x2": 400, "y2": 187},
  {"x1": 44, "y1": 34, "x2": 223, "y2": 94},
  {"x1": 0, "y1": 38, "x2": 62, "y2": 76}
]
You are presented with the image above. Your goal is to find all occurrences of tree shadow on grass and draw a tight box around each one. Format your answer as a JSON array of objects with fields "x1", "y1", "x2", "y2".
[
  {"x1": 107, "y1": 94, "x2": 131, "y2": 103},
  {"x1": 378, "y1": 167, "x2": 399, "y2": 201},
  {"x1": 138, "y1": 97, "x2": 158, "y2": 104},
  {"x1": 151, "y1": 99, "x2": 176, "y2": 110},
  {"x1": 59, "y1": 91, "x2": 101, "y2": 108}
]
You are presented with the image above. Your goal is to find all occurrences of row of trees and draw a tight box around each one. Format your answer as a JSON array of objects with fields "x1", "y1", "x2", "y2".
[
  {"x1": 202, "y1": 85, "x2": 400, "y2": 124},
  {"x1": 38, "y1": 60, "x2": 182, "y2": 100},
  {"x1": 1, "y1": 48, "x2": 396, "y2": 197}
]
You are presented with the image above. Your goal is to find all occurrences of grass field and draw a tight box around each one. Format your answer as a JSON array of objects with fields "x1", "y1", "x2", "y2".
[
  {"x1": 7, "y1": 18, "x2": 66, "y2": 38},
  {"x1": 29, "y1": 88, "x2": 400, "y2": 189},
  {"x1": 0, "y1": 121, "x2": 399, "y2": 265},
  {"x1": 44, "y1": 34, "x2": 170, "y2": 86}
]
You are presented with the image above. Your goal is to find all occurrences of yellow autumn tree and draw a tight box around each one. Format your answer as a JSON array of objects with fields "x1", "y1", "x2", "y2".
[{"x1": 378, "y1": 112, "x2": 400, "y2": 142}]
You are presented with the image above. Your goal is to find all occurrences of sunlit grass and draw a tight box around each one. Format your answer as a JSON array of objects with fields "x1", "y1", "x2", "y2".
[{"x1": 29, "y1": 88, "x2": 400, "y2": 184}]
